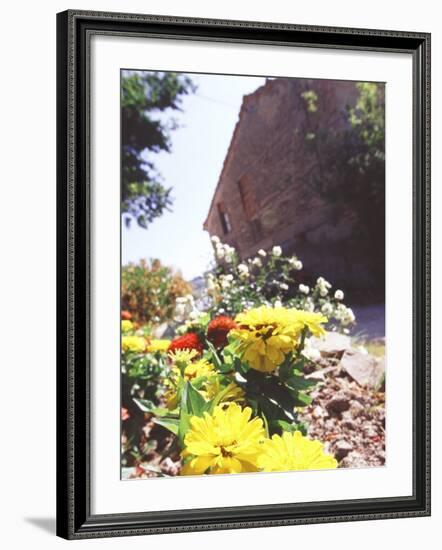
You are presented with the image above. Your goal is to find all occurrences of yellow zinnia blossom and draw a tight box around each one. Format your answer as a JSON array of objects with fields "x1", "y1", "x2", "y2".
[
  {"x1": 258, "y1": 431, "x2": 337, "y2": 472},
  {"x1": 163, "y1": 359, "x2": 215, "y2": 410},
  {"x1": 291, "y1": 310, "x2": 328, "y2": 337},
  {"x1": 121, "y1": 335, "x2": 146, "y2": 353},
  {"x1": 146, "y1": 339, "x2": 171, "y2": 353},
  {"x1": 230, "y1": 306, "x2": 327, "y2": 372},
  {"x1": 181, "y1": 403, "x2": 265, "y2": 475},
  {"x1": 164, "y1": 384, "x2": 179, "y2": 410},
  {"x1": 168, "y1": 349, "x2": 199, "y2": 367},
  {"x1": 182, "y1": 359, "x2": 214, "y2": 380},
  {"x1": 121, "y1": 319, "x2": 134, "y2": 333},
  {"x1": 202, "y1": 378, "x2": 245, "y2": 405}
]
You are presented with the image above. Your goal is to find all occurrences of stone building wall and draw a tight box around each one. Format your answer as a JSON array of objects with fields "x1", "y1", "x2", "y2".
[{"x1": 203, "y1": 78, "x2": 383, "y2": 292}]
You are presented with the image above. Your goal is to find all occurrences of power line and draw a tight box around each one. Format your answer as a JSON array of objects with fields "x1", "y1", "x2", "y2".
[{"x1": 193, "y1": 92, "x2": 241, "y2": 110}]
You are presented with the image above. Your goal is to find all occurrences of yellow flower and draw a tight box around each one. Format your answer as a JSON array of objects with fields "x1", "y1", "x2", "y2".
[
  {"x1": 168, "y1": 349, "x2": 199, "y2": 367},
  {"x1": 229, "y1": 307, "x2": 298, "y2": 372},
  {"x1": 164, "y1": 384, "x2": 179, "y2": 410},
  {"x1": 291, "y1": 310, "x2": 328, "y2": 337},
  {"x1": 146, "y1": 339, "x2": 171, "y2": 353},
  {"x1": 121, "y1": 320, "x2": 134, "y2": 333},
  {"x1": 258, "y1": 431, "x2": 337, "y2": 472},
  {"x1": 183, "y1": 359, "x2": 214, "y2": 380},
  {"x1": 163, "y1": 359, "x2": 215, "y2": 410},
  {"x1": 230, "y1": 306, "x2": 327, "y2": 372},
  {"x1": 181, "y1": 403, "x2": 265, "y2": 475},
  {"x1": 202, "y1": 379, "x2": 245, "y2": 405},
  {"x1": 121, "y1": 335, "x2": 146, "y2": 353}
]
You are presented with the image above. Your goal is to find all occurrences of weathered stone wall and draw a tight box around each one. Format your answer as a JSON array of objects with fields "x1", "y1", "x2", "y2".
[{"x1": 203, "y1": 78, "x2": 383, "y2": 292}]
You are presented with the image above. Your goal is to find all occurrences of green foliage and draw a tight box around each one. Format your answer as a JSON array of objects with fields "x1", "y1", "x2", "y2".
[
  {"x1": 299, "y1": 81, "x2": 385, "y2": 204},
  {"x1": 122, "y1": 258, "x2": 192, "y2": 324},
  {"x1": 347, "y1": 82, "x2": 385, "y2": 207},
  {"x1": 301, "y1": 90, "x2": 318, "y2": 112},
  {"x1": 298, "y1": 81, "x2": 385, "y2": 281},
  {"x1": 133, "y1": 398, "x2": 176, "y2": 418},
  {"x1": 122, "y1": 71, "x2": 196, "y2": 228},
  {"x1": 349, "y1": 82, "x2": 385, "y2": 152},
  {"x1": 152, "y1": 417, "x2": 179, "y2": 436},
  {"x1": 178, "y1": 382, "x2": 213, "y2": 446},
  {"x1": 121, "y1": 343, "x2": 174, "y2": 467}
]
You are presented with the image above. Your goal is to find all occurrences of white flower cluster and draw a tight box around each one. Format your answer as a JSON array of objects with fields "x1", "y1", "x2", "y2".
[
  {"x1": 334, "y1": 289, "x2": 344, "y2": 300},
  {"x1": 334, "y1": 303, "x2": 356, "y2": 326},
  {"x1": 211, "y1": 236, "x2": 235, "y2": 263},
  {"x1": 206, "y1": 237, "x2": 356, "y2": 332},
  {"x1": 219, "y1": 273, "x2": 234, "y2": 290},
  {"x1": 237, "y1": 263, "x2": 250, "y2": 280},
  {"x1": 316, "y1": 276, "x2": 332, "y2": 297},
  {"x1": 206, "y1": 272, "x2": 217, "y2": 292},
  {"x1": 299, "y1": 283, "x2": 310, "y2": 295},
  {"x1": 289, "y1": 257, "x2": 303, "y2": 270},
  {"x1": 321, "y1": 302, "x2": 334, "y2": 316},
  {"x1": 174, "y1": 294, "x2": 202, "y2": 323}
]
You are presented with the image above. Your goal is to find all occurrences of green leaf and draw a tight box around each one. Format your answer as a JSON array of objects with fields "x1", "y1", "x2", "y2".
[
  {"x1": 246, "y1": 397, "x2": 259, "y2": 417},
  {"x1": 133, "y1": 398, "x2": 178, "y2": 418},
  {"x1": 261, "y1": 411, "x2": 270, "y2": 438},
  {"x1": 293, "y1": 391, "x2": 313, "y2": 406},
  {"x1": 246, "y1": 370, "x2": 298, "y2": 414},
  {"x1": 277, "y1": 354, "x2": 294, "y2": 381},
  {"x1": 210, "y1": 382, "x2": 236, "y2": 411},
  {"x1": 189, "y1": 375, "x2": 208, "y2": 390},
  {"x1": 234, "y1": 357, "x2": 250, "y2": 376},
  {"x1": 285, "y1": 375, "x2": 317, "y2": 392},
  {"x1": 152, "y1": 417, "x2": 179, "y2": 435},
  {"x1": 196, "y1": 312, "x2": 211, "y2": 329},
  {"x1": 270, "y1": 419, "x2": 308, "y2": 436},
  {"x1": 178, "y1": 384, "x2": 191, "y2": 447},
  {"x1": 186, "y1": 381, "x2": 209, "y2": 416},
  {"x1": 206, "y1": 341, "x2": 223, "y2": 370},
  {"x1": 271, "y1": 420, "x2": 296, "y2": 434},
  {"x1": 178, "y1": 382, "x2": 212, "y2": 447},
  {"x1": 254, "y1": 393, "x2": 296, "y2": 423}
]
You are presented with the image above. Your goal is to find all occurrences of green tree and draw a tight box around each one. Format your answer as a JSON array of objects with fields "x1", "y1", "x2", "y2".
[
  {"x1": 298, "y1": 81, "x2": 385, "y2": 286},
  {"x1": 299, "y1": 82, "x2": 384, "y2": 206},
  {"x1": 122, "y1": 71, "x2": 196, "y2": 228},
  {"x1": 347, "y1": 82, "x2": 385, "y2": 208}
]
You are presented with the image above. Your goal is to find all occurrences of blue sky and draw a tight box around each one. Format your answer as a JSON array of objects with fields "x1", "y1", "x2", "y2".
[{"x1": 122, "y1": 73, "x2": 266, "y2": 280}]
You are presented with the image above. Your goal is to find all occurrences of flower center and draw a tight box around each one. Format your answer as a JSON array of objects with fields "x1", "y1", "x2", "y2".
[
  {"x1": 220, "y1": 446, "x2": 232, "y2": 458},
  {"x1": 239, "y1": 323, "x2": 277, "y2": 340},
  {"x1": 219, "y1": 440, "x2": 237, "y2": 458}
]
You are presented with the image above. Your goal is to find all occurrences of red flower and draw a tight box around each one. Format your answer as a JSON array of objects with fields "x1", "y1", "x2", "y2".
[
  {"x1": 207, "y1": 315, "x2": 237, "y2": 348},
  {"x1": 121, "y1": 407, "x2": 130, "y2": 421},
  {"x1": 121, "y1": 310, "x2": 132, "y2": 320},
  {"x1": 168, "y1": 332, "x2": 203, "y2": 355}
]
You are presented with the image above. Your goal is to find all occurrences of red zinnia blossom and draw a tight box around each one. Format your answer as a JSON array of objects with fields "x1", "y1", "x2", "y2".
[
  {"x1": 121, "y1": 310, "x2": 132, "y2": 320},
  {"x1": 168, "y1": 332, "x2": 203, "y2": 355},
  {"x1": 207, "y1": 315, "x2": 237, "y2": 348}
]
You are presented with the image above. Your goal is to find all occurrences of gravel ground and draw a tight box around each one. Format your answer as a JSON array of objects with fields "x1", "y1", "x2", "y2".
[{"x1": 299, "y1": 360, "x2": 386, "y2": 468}]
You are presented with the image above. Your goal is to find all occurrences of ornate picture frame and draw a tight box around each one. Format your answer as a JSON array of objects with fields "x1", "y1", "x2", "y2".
[{"x1": 56, "y1": 10, "x2": 430, "y2": 539}]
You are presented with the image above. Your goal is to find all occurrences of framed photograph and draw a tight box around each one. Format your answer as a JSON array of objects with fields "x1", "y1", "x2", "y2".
[{"x1": 56, "y1": 10, "x2": 431, "y2": 539}]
